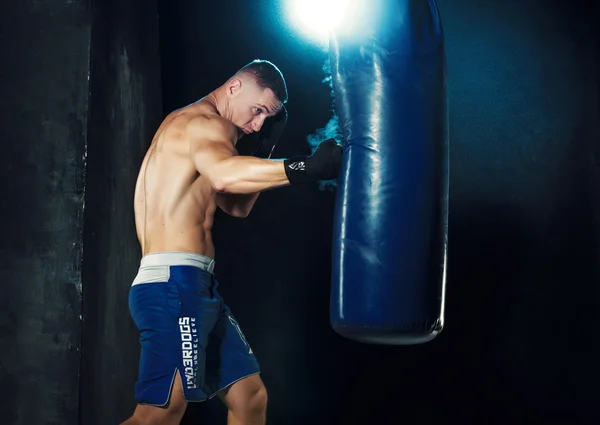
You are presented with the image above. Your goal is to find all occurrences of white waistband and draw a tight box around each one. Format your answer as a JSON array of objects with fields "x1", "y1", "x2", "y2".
[{"x1": 139, "y1": 252, "x2": 215, "y2": 274}]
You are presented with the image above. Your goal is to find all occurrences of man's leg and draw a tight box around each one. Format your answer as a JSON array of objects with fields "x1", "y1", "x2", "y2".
[
  {"x1": 121, "y1": 372, "x2": 188, "y2": 425},
  {"x1": 203, "y1": 294, "x2": 264, "y2": 425},
  {"x1": 218, "y1": 374, "x2": 268, "y2": 425}
]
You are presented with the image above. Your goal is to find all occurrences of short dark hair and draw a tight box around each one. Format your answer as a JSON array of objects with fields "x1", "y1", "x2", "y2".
[{"x1": 236, "y1": 59, "x2": 288, "y2": 104}]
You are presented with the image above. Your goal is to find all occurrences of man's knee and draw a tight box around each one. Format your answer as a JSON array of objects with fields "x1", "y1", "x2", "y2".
[
  {"x1": 238, "y1": 381, "x2": 267, "y2": 415},
  {"x1": 225, "y1": 375, "x2": 268, "y2": 416},
  {"x1": 246, "y1": 383, "x2": 268, "y2": 413}
]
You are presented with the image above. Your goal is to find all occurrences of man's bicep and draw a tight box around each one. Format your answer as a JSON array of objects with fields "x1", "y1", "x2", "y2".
[
  {"x1": 188, "y1": 118, "x2": 237, "y2": 177},
  {"x1": 190, "y1": 138, "x2": 236, "y2": 176}
]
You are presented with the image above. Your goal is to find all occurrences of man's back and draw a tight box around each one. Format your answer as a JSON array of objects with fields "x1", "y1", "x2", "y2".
[{"x1": 134, "y1": 100, "x2": 234, "y2": 258}]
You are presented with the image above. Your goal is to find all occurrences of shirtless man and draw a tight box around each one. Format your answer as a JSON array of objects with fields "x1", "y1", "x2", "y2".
[{"x1": 122, "y1": 59, "x2": 343, "y2": 425}]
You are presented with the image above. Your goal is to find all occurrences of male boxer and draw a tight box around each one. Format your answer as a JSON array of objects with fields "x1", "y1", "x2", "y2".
[{"x1": 122, "y1": 59, "x2": 342, "y2": 425}]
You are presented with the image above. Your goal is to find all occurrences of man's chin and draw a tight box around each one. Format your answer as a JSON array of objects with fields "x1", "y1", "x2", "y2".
[{"x1": 238, "y1": 128, "x2": 252, "y2": 138}]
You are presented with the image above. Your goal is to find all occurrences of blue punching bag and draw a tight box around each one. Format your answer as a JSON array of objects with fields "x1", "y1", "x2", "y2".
[{"x1": 329, "y1": 0, "x2": 449, "y2": 345}]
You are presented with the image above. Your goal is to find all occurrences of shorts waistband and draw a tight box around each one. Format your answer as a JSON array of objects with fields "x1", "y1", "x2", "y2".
[{"x1": 140, "y1": 252, "x2": 215, "y2": 274}]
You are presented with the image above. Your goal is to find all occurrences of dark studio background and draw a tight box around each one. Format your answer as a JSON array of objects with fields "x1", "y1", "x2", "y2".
[{"x1": 0, "y1": 0, "x2": 598, "y2": 424}]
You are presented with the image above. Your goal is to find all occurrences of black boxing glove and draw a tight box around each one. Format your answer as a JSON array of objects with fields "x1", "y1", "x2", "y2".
[
  {"x1": 253, "y1": 105, "x2": 288, "y2": 159},
  {"x1": 283, "y1": 139, "x2": 343, "y2": 184}
]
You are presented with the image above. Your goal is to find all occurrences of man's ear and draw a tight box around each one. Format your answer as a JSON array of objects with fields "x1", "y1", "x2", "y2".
[{"x1": 226, "y1": 78, "x2": 242, "y2": 98}]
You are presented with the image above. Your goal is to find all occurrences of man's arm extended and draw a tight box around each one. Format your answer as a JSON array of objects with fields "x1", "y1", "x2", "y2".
[
  {"x1": 190, "y1": 116, "x2": 343, "y2": 214},
  {"x1": 189, "y1": 116, "x2": 291, "y2": 195}
]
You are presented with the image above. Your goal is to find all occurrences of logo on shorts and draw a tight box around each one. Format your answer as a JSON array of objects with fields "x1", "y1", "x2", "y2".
[
  {"x1": 179, "y1": 317, "x2": 198, "y2": 389},
  {"x1": 228, "y1": 315, "x2": 253, "y2": 354}
]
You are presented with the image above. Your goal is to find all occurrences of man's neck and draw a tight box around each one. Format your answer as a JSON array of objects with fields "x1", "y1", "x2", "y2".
[
  {"x1": 207, "y1": 89, "x2": 230, "y2": 120},
  {"x1": 206, "y1": 89, "x2": 243, "y2": 144}
]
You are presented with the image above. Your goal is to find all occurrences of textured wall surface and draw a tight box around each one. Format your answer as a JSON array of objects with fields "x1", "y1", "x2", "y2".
[
  {"x1": 78, "y1": 0, "x2": 163, "y2": 423},
  {"x1": 0, "y1": 0, "x2": 91, "y2": 424}
]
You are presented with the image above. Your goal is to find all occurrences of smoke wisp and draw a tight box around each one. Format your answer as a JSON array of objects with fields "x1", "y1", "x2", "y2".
[{"x1": 306, "y1": 59, "x2": 343, "y2": 191}]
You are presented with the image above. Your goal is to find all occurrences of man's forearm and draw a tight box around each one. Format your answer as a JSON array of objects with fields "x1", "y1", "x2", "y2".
[{"x1": 209, "y1": 156, "x2": 290, "y2": 194}]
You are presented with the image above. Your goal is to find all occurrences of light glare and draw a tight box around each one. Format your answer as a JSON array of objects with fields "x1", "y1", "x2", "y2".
[{"x1": 290, "y1": 0, "x2": 350, "y2": 43}]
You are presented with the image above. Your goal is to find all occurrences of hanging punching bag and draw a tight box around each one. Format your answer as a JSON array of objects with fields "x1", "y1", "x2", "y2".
[{"x1": 329, "y1": 0, "x2": 449, "y2": 345}]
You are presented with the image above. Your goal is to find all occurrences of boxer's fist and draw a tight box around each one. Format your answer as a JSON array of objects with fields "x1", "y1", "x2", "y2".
[
  {"x1": 284, "y1": 138, "x2": 343, "y2": 184},
  {"x1": 306, "y1": 139, "x2": 343, "y2": 181}
]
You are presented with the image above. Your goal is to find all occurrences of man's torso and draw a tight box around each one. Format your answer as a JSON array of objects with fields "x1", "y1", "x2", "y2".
[{"x1": 134, "y1": 100, "x2": 232, "y2": 258}]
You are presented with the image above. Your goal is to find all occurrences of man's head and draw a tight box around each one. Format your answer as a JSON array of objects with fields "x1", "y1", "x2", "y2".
[{"x1": 224, "y1": 59, "x2": 288, "y2": 135}]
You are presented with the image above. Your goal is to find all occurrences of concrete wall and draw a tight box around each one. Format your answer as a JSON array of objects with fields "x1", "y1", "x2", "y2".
[
  {"x1": 0, "y1": 0, "x2": 162, "y2": 423},
  {"x1": 79, "y1": 0, "x2": 163, "y2": 422},
  {"x1": 0, "y1": 1, "x2": 91, "y2": 423}
]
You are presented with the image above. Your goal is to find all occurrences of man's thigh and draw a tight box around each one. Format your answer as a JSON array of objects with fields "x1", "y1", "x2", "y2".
[{"x1": 203, "y1": 305, "x2": 261, "y2": 399}]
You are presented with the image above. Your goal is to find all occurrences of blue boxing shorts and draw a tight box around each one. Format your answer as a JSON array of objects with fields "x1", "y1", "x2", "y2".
[{"x1": 128, "y1": 252, "x2": 260, "y2": 406}]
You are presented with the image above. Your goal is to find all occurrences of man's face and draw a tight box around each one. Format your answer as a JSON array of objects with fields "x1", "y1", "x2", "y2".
[{"x1": 227, "y1": 79, "x2": 282, "y2": 135}]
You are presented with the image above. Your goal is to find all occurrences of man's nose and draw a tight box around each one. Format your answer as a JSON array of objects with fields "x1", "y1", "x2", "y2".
[{"x1": 252, "y1": 117, "x2": 266, "y2": 132}]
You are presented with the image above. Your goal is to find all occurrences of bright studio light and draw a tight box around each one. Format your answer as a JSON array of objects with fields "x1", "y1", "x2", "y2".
[{"x1": 289, "y1": 0, "x2": 350, "y2": 43}]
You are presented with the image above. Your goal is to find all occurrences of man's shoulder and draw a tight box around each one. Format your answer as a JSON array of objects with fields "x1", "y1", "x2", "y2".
[{"x1": 186, "y1": 112, "x2": 238, "y2": 143}]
